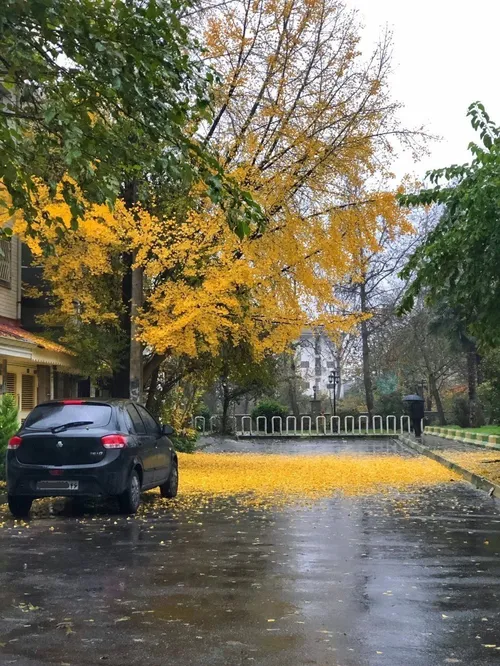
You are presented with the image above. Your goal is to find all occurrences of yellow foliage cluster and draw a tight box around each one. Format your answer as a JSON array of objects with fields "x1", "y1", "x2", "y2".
[
  {"x1": 1, "y1": 0, "x2": 416, "y2": 366},
  {"x1": 169, "y1": 452, "x2": 458, "y2": 507},
  {"x1": 5, "y1": 177, "x2": 411, "y2": 362}
]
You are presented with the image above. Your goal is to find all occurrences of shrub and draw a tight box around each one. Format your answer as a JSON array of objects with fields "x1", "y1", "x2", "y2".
[
  {"x1": 0, "y1": 393, "x2": 19, "y2": 480},
  {"x1": 171, "y1": 430, "x2": 197, "y2": 453},
  {"x1": 252, "y1": 399, "x2": 288, "y2": 432},
  {"x1": 451, "y1": 395, "x2": 470, "y2": 428},
  {"x1": 335, "y1": 395, "x2": 363, "y2": 423},
  {"x1": 374, "y1": 391, "x2": 405, "y2": 419},
  {"x1": 194, "y1": 404, "x2": 211, "y2": 421},
  {"x1": 478, "y1": 381, "x2": 500, "y2": 424}
]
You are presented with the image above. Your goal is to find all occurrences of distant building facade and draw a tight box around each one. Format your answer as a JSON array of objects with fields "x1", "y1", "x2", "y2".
[{"x1": 296, "y1": 329, "x2": 344, "y2": 399}]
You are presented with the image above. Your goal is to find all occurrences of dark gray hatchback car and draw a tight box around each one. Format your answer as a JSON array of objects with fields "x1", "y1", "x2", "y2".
[{"x1": 6, "y1": 399, "x2": 178, "y2": 518}]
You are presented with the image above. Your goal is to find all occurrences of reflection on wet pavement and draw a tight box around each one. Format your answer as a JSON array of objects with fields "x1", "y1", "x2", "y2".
[{"x1": 0, "y1": 438, "x2": 499, "y2": 666}]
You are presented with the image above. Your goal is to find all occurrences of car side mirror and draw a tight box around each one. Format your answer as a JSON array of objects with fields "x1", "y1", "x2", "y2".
[{"x1": 162, "y1": 424, "x2": 174, "y2": 436}]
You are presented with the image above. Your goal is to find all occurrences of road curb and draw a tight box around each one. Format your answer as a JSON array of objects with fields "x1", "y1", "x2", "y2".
[{"x1": 399, "y1": 434, "x2": 500, "y2": 498}]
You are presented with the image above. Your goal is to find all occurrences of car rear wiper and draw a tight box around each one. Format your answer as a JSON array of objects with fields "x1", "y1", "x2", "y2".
[{"x1": 51, "y1": 421, "x2": 94, "y2": 433}]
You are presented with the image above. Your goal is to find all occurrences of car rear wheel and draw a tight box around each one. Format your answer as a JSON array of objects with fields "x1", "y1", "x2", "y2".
[
  {"x1": 160, "y1": 460, "x2": 178, "y2": 498},
  {"x1": 8, "y1": 495, "x2": 33, "y2": 519},
  {"x1": 118, "y1": 470, "x2": 141, "y2": 514}
]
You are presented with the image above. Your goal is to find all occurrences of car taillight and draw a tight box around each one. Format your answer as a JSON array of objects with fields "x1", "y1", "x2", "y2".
[
  {"x1": 8, "y1": 435, "x2": 22, "y2": 449},
  {"x1": 62, "y1": 399, "x2": 84, "y2": 405},
  {"x1": 101, "y1": 434, "x2": 128, "y2": 449}
]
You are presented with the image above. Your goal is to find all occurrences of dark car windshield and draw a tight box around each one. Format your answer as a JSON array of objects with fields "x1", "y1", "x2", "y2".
[{"x1": 24, "y1": 403, "x2": 112, "y2": 430}]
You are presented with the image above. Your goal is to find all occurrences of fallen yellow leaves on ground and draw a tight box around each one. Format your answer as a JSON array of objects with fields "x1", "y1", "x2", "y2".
[
  {"x1": 166, "y1": 452, "x2": 458, "y2": 506},
  {"x1": 435, "y1": 450, "x2": 500, "y2": 485}
]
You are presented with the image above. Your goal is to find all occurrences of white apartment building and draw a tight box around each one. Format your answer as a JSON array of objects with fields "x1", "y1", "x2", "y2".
[
  {"x1": 296, "y1": 329, "x2": 345, "y2": 399},
  {"x1": 0, "y1": 236, "x2": 77, "y2": 419}
]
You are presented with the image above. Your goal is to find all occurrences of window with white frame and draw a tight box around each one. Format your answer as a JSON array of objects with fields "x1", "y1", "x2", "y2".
[{"x1": 0, "y1": 239, "x2": 11, "y2": 287}]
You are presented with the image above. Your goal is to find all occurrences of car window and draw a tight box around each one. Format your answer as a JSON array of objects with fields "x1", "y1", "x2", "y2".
[
  {"x1": 136, "y1": 405, "x2": 161, "y2": 436},
  {"x1": 24, "y1": 403, "x2": 112, "y2": 430},
  {"x1": 126, "y1": 404, "x2": 146, "y2": 435}
]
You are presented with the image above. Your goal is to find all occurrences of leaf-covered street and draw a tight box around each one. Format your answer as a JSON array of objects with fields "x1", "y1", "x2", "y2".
[{"x1": 0, "y1": 439, "x2": 499, "y2": 666}]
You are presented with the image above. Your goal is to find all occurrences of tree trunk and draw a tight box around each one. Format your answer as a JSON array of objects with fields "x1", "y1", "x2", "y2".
[
  {"x1": 429, "y1": 373, "x2": 446, "y2": 425},
  {"x1": 476, "y1": 352, "x2": 483, "y2": 385},
  {"x1": 360, "y1": 282, "x2": 374, "y2": 420},
  {"x1": 336, "y1": 347, "x2": 342, "y2": 401},
  {"x1": 221, "y1": 382, "x2": 231, "y2": 434},
  {"x1": 288, "y1": 355, "x2": 300, "y2": 419},
  {"x1": 425, "y1": 375, "x2": 433, "y2": 411},
  {"x1": 129, "y1": 262, "x2": 143, "y2": 403},
  {"x1": 145, "y1": 364, "x2": 160, "y2": 413},
  {"x1": 467, "y1": 350, "x2": 479, "y2": 426},
  {"x1": 111, "y1": 252, "x2": 132, "y2": 398},
  {"x1": 111, "y1": 178, "x2": 138, "y2": 400}
]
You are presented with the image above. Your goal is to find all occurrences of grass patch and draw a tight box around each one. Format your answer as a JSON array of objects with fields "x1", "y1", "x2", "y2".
[{"x1": 440, "y1": 425, "x2": 500, "y2": 435}]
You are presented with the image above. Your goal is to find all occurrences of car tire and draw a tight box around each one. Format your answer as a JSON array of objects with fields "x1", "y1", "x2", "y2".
[
  {"x1": 159, "y1": 460, "x2": 178, "y2": 499},
  {"x1": 8, "y1": 495, "x2": 33, "y2": 519},
  {"x1": 118, "y1": 470, "x2": 141, "y2": 514}
]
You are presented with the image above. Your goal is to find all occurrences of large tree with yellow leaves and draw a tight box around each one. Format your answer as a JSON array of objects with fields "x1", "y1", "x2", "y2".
[{"x1": 11, "y1": 0, "x2": 418, "y2": 406}]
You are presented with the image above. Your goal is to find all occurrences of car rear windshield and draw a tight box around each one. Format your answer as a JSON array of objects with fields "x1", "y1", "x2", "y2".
[{"x1": 24, "y1": 403, "x2": 112, "y2": 430}]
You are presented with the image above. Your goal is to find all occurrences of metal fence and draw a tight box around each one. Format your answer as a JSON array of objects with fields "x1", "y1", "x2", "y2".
[{"x1": 192, "y1": 414, "x2": 414, "y2": 436}]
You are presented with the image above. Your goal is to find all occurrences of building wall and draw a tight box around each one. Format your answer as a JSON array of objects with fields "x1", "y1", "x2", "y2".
[
  {"x1": 0, "y1": 236, "x2": 20, "y2": 321},
  {"x1": 3, "y1": 361, "x2": 39, "y2": 420},
  {"x1": 297, "y1": 330, "x2": 343, "y2": 399}
]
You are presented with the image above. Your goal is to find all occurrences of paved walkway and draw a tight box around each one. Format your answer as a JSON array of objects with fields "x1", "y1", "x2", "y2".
[{"x1": 0, "y1": 438, "x2": 499, "y2": 665}]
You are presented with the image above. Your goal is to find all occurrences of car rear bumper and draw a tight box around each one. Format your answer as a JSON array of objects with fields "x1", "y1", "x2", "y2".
[{"x1": 7, "y1": 457, "x2": 130, "y2": 498}]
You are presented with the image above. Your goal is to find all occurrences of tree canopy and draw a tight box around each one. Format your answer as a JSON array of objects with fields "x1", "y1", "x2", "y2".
[
  {"x1": 0, "y1": 0, "x2": 260, "y2": 236},
  {"x1": 399, "y1": 102, "x2": 500, "y2": 346}
]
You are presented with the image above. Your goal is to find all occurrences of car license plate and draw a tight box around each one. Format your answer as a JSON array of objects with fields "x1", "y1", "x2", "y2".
[{"x1": 36, "y1": 480, "x2": 79, "y2": 491}]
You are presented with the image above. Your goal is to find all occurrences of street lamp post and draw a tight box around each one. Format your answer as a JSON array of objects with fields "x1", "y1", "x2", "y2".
[{"x1": 327, "y1": 370, "x2": 339, "y2": 418}]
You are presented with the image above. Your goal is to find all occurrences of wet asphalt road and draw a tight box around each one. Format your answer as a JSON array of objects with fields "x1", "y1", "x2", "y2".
[{"x1": 1, "y1": 438, "x2": 500, "y2": 666}]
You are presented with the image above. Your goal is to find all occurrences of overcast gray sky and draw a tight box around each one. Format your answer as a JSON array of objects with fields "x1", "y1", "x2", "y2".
[{"x1": 353, "y1": 0, "x2": 500, "y2": 181}]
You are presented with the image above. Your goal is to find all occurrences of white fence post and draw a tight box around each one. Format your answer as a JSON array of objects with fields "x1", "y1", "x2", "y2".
[
  {"x1": 272, "y1": 416, "x2": 283, "y2": 435},
  {"x1": 209, "y1": 415, "x2": 219, "y2": 433},
  {"x1": 301, "y1": 415, "x2": 312, "y2": 435},
  {"x1": 386, "y1": 415, "x2": 396, "y2": 434},
  {"x1": 373, "y1": 415, "x2": 383, "y2": 433},
  {"x1": 344, "y1": 415, "x2": 354, "y2": 434},
  {"x1": 194, "y1": 416, "x2": 206, "y2": 434},
  {"x1": 286, "y1": 415, "x2": 297, "y2": 435},
  {"x1": 241, "y1": 415, "x2": 252, "y2": 435},
  {"x1": 316, "y1": 415, "x2": 326, "y2": 435},
  {"x1": 330, "y1": 415, "x2": 341, "y2": 434},
  {"x1": 256, "y1": 416, "x2": 267, "y2": 434},
  {"x1": 421, "y1": 418, "x2": 425, "y2": 433},
  {"x1": 358, "y1": 415, "x2": 369, "y2": 435},
  {"x1": 400, "y1": 415, "x2": 410, "y2": 433}
]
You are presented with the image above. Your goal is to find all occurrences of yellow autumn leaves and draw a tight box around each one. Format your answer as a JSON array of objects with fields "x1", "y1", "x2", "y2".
[
  {"x1": 168, "y1": 452, "x2": 458, "y2": 507},
  {"x1": 435, "y1": 450, "x2": 500, "y2": 485},
  {"x1": 6, "y1": 177, "x2": 411, "y2": 363}
]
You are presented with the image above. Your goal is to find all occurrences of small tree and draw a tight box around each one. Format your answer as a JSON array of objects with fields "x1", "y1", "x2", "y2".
[{"x1": 0, "y1": 393, "x2": 19, "y2": 479}]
